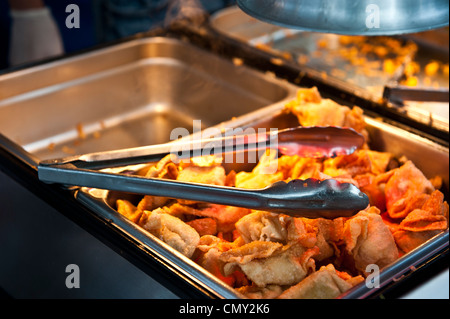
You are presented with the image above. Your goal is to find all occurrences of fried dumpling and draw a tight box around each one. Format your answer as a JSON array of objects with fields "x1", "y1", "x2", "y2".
[
  {"x1": 284, "y1": 87, "x2": 368, "y2": 141},
  {"x1": 138, "y1": 208, "x2": 200, "y2": 258},
  {"x1": 277, "y1": 264, "x2": 364, "y2": 299},
  {"x1": 220, "y1": 241, "x2": 317, "y2": 287},
  {"x1": 393, "y1": 190, "x2": 449, "y2": 254},
  {"x1": 343, "y1": 206, "x2": 399, "y2": 274},
  {"x1": 384, "y1": 160, "x2": 435, "y2": 219}
]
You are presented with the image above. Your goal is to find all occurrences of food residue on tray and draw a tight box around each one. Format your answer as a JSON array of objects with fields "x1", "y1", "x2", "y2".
[
  {"x1": 47, "y1": 121, "x2": 103, "y2": 154},
  {"x1": 400, "y1": 60, "x2": 449, "y2": 88},
  {"x1": 76, "y1": 122, "x2": 86, "y2": 140},
  {"x1": 252, "y1": 34, "x2": 419, "y2": 84},
  {"x1": 61, "y1": 145, "x2": 76, "y2": 155},
  {"x1": 232, "y1": 57, "x2": 244, "y2": 66}
]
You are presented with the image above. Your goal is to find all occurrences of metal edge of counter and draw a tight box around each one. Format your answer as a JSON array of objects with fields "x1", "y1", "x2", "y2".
[{"x1": 0, "y1": 132, "x2": 219, "y2": 299}]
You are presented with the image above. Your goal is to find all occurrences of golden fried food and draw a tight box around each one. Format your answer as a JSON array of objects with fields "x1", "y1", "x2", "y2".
[
  {"x1": 392, "y1": 190, "x2": 449, "y2": 254},
  {"x1": 186, "y1": 217, "x2": 217, "y2": 236},
  {"x1": 116, "y1": 199, "x2": 142, "y2": 223},
  {"x1": 399, "y1": 190, "x2": 449, "y2": 232},
  {"x1": 383, "y1": 160, "x2": 435, "y2": 219},
  {"x1": 343, "y1": 207, "x2": 399, "y2": 274},
  {"x1": 277, "y1": 264, "x2": 364, "y2": 299},
  {"x1": 137, "y1": 195, "x2": 170, "y2": 212},
  {"x1": 139, "y1": 208, "x2": 200, "y2": 258},
  {"x1": 168, "y1": 203, "x2": 250, "y2": 233},
  {"x1": 177, "y1": 165, "x2": 226, "y2": 186},
  {"x1": 221, "y1": 242, "x2": 317, "y2": 287},
  {"x1": 393, "y1": 230, "x2": 443, "y2": 255},
  {"x1": 284, "y1": 87, "x2": 368, "y2": 142},
  {"x1": 235, "y1": 211, "x2": 290, "y2": 244},
  {"x1": 113, "y1": 87, "x2": 448, "y2": 299},
  {"x1": 145, "y1": 154, "x2": 177, "y2": 179},
  {"x1": 323, "y1": 150, "x2": 392, "y2": 178},
  {"x1": 237, "y1": 285, "x2": 284, "y2": 299}
]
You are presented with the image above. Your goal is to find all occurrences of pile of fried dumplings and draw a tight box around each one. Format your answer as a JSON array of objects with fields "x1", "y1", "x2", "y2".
[{"x1": 115, "y1": 87, "x2": 449, "y2": 299}]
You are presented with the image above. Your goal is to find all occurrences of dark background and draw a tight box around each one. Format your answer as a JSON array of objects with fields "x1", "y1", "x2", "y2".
[{"x1": 0, "y1": 0, "x2": 236, "y2": 70}]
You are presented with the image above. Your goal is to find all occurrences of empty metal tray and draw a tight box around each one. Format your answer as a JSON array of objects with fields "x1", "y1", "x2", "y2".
[{"x1": 0, "y1": 37, "x2": 298, "y2": 161}]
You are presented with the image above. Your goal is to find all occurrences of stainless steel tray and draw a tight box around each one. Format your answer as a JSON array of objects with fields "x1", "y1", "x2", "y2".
[
  {"x1": 0, "y1": 37, "x2": 298, "y2": 161},
  {"x1": 210, "y1": 6, "x2": 449, "y2": 134},
  {"x1": 210, "y1": 6, "x2": 407, "y2": 98},
  {"x1": 78, "y1": 97, "x2": 449, "y2": 299}
]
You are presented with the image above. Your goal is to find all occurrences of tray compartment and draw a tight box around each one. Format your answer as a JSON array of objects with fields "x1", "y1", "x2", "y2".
[
  {"x1": 0, "y1": 37, "x2": 297, "y2": 161},
  {"x1": 85, "y1": 101, "x2": 448, "y2": 299}
]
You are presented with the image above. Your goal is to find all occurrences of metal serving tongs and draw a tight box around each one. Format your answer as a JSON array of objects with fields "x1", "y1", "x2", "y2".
[
  {"x1": 38, "y1": 126, "x2": 369, "y2": 219},
  {"x1": 383, "y1": 84, "x2": 449, "y2": 104}
]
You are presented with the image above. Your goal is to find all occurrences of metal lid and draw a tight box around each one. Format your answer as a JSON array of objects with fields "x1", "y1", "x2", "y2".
[{"x1": 237, "y1": 0, "x2": 449, "y2": 35}]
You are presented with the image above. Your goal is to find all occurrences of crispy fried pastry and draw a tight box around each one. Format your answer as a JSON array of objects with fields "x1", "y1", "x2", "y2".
[
  {"x1": 343, "y1": 207, "x2": 399, "y2": 274},
  {"x1": 168, "y1": 203, "x2": 250, "y2": 233},
  {"x1": 237, "y1": 285, "x2": 284, "y2": 299},
  {"x1": 195, "y1": 235, "x2": 247, "y2": 286},
  {"x1": 399, "y1": 190, "x2": 449, "y2": 232},
  {"x1": 221, "y1": 243, "x2": 318, "y2": 287},
  {"x1": 116, "y1": 199, "x2": 142, "y2": 223},
  {"x1": 112, "y1": 88, "x2": 448, "y2": 299},
  {"x1": 139, "y1": 208, "x2": 200, "y2": 258},
  {"x1": 384, "y1": 160, "x2": 435, "y2": 219},
  {"x1": 284, "y1": 87, "x2": 368, "y2": 141},
  {"x1": 235, "y1": 211, "x2": 290, "y2": 244},
  {"x1": 177, "y1": 165, "x2": 226, "y2": 186},
  {"x1": 323, "y1": 150, "x2": 392, "y2": 178},
  {"x1": 186, "y1": 218, "x2": 217, "y2": 236},
  {"x1": 392, "y1": 190, "x2": 449, "y2": 254},
  {"x1": 277, "y1": 264, "x2": 364, "y2": 299}
]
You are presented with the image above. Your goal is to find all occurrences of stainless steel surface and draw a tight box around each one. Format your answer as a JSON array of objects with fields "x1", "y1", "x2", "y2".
[
  {"x1": 75, "y1": 186, "x2": 243, "y2": 299},
  {"x1": 38, "y1": 126, "x2": 366, "y2": 167},
  {"x1": 39, "y1": 164, "x2": 369, "y2": 219},
  {"x1": 236, "y1": 0, "x2": 449, "y2": 35},
  {"x1": 0, "y1": 37, "x2": 298, "y2": 161},
  {"x1": 395, "y1": 30, "x2": 450, "y2": 131},
  {"x1": 383, "y1": 85, "x2": 449, "y2": 103},
  {"x1": 0, "y1": 36, "x2": 297, "y2": 299},
  {"x1": 211, "y1": 7, "x2": 417, "y2": 99},
  {"x1": 211, "y1": 6, "x2": 450, "y2": 136},
  {"x1": 37, "y1": 125, "x2": 368, "y2": 218}
]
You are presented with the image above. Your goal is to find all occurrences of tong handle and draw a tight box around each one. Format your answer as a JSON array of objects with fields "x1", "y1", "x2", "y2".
[
  {"x1": 39, "y1": 126, "x2": 365, "y2": 170},
  {"x1": 38, "y1": 163, "x2": 368, "y2": 218},
  {"x1": 383, "y1": 85, "x2": 449, "y2": 104},
  {"x1": 39, "y1": 132, "x2": 270, "y2": 170}
]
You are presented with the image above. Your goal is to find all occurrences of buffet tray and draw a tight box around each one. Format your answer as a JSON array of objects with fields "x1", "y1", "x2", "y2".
[
  {"x1": 0, "y1": 28, "x2": 448, "y2": 299},
  {"x1": 76, "y1": 97, "x2": 449, "y2": 299}
]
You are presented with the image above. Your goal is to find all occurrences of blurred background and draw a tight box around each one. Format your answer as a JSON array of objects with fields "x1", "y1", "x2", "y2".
[{"x1": 0, "y1": 0, "x2": 236, "y2": 70}]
